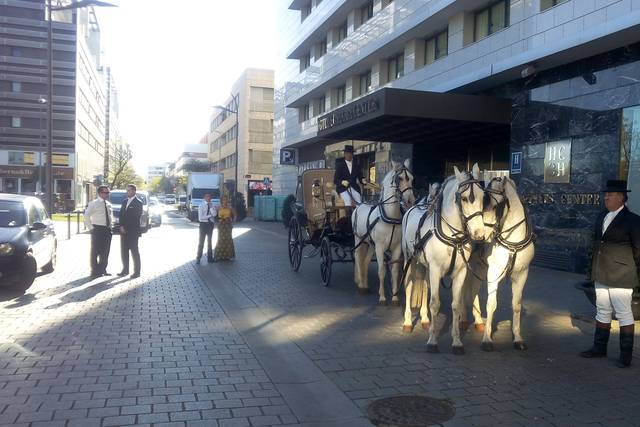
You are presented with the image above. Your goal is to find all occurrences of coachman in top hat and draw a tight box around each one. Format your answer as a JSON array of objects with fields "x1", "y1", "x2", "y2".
[
  {"x1": 581, "y1": 180, "x2": 640, "y2": 367},
  {"x1": 333, "y1": 145, "x2": 366, "y2": 207}
]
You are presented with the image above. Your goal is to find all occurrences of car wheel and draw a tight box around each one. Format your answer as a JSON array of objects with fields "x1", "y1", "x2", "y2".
[
  {"x1": 42, "y1": 242, "x2": 57, "y2": 274},
  {"x1": 13, "y1": 253, "x2": 37, "y2": 290}
]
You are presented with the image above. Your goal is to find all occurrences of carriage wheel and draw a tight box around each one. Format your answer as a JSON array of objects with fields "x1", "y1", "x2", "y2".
[
  {"x1": 288, "y1": 217, "x2": 303, "y2": 272},
  {"x1": 320, "y1": 237, "x2": 332, "y2": 287}
]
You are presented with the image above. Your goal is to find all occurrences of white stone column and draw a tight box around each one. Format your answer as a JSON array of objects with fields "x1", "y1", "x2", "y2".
[{"x1": 405, "y1": 39, "x2": 425, "y2": 74}]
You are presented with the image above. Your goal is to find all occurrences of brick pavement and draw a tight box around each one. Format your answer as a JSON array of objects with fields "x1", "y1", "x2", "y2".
[
  {"x1": 0, "y1": 215, "x2": 298, "y2": 427},
  {"x1": 201, "y1": 219, "x2": 640, "y2": 426},
  {"x1": 2, "y1": 213, "x2": 640, "y2": 426}
]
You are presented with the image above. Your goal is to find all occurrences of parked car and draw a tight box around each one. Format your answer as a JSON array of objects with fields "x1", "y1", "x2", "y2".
[
  {"x1": 149, "y1": 196, "x2": 163, "y2": 227},
  {"x1": 109, "y1": 190, "x2": 150, "y2": 233},
  {"x1": 164, "y1": 194, "x2": 176, "y2": 205},
  {"x1": 157, "y1": 195, "x2": 166, "y2": 203},
  {"x1": 0, "y1": 194, "x2": 57, "y2": 290}
]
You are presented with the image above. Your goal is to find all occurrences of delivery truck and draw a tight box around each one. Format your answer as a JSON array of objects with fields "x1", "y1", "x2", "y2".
[{"x1": 187, "y1": 172, "x2": 224, "y2": 221}]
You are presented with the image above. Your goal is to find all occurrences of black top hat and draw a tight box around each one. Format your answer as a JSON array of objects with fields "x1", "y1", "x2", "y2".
[
  {"x1": 344, "y1": 145, "x2": 354, "y2": 153},
  {"x1": 602, "y1": 180, "x2": 631, "y2": 193}
]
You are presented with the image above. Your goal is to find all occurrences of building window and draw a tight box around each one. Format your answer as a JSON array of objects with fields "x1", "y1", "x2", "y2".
[
  {"x1": 336, "y1": 85, "x2": 346, "y2": 105},
  {"x1": 358, "y1": 0, "x2": 374, "y2": 27},
  {"x1": 8, "y1": 152, "x2": 35, "y2": 166},
  {"x1": 359, "y1": 70, "x2": 372, "y2": 95},
  {"x1": 11, "y1": 47, "x2": 22, "y2": 57},
  {"x1": 11, "y1": 117, "x2": 21, "y2": 128},
  {"x1": 300, "y1": 53, "x2": 311, "y2": 72},
  {"x1": 11, "y1": 82, "x2": 21, "y2": 92},
  {"x1": 299, "y1": 104, "x2": 310, "y2": 123},
  {"x1": 425, "y1": 30, "x2": 448, "y2": 65},
  {"x1": 336, "y1": 21, "x2": 348, "y2": 45},
  {"x1": 387, "y1": 52, "x2": 404, "y2": 82},
  {"x1": 301, "y1": 2, "x2": 312, "y2": 21},
  {"x1": 316, "y1": 96, "x2": 326, "y2": 115},
  {"x1": 318, "y1": 38, "x2": 327, "y2": 59},
  {"x1": 540, "y1": 0, "x2": 568, "y2": 11},
  {"x1": 474, "y1": 0, "x2": 509, "y2": 41}
]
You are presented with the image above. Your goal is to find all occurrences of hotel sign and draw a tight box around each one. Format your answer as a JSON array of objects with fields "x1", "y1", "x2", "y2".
[
  {"x1": 317, "y1": 97, "x2": 380, "y2": 132},
  {"x1": 523, "y1": 193, "x2": 601, "y2": 206},
  {"x1": 544, "y1": 140, "x2": 571, "y2": 183}
]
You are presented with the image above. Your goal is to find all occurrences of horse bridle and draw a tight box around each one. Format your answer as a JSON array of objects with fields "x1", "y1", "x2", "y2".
[
  {"x1": 379, "y1": 165, "x2": 414, "y2": 214},
  {"x1": 454, "y1": 174, "x2": 485, "y2": 227},
  {"x1": 483, "y1": 177, "x2": 509, "y2": 231}
]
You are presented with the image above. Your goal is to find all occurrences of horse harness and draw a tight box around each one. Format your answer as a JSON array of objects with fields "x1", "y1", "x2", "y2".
[
  {"x1": 402, "y1": 175, "x2": 483, "y2": 287},
  {"x1": 352, "y1": 166, "x2": 413, "y2": 264}
]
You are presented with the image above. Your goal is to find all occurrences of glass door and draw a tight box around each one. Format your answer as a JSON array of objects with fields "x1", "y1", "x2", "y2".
[{"x1": 621, "y1": 106, "x2": 640, "y2": 213}]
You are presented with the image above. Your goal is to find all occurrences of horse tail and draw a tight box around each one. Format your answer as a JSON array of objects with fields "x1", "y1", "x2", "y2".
[{"x1": 409, "y1": 264, "x2": 426, "y2": 309}]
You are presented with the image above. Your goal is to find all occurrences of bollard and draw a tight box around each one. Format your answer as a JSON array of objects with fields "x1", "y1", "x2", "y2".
[
  {"x1": 76, "y1": 211, "x2": 80, "y2": 234},
  {"x1": 67, "y1": 212, "x2": 71, "y2": 240}
]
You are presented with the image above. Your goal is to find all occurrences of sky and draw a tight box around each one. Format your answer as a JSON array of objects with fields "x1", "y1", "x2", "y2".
[{"x1": 96, "y1": 0, "x2": 280, "y2": 176}]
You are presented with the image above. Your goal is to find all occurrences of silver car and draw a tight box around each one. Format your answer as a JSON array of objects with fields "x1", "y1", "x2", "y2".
[{"x1": 109, "y1": 190, "x2": 150, "y2": 233}]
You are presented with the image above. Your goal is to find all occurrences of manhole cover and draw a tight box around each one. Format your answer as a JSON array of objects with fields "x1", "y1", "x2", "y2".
[{"x1": 367, "y1": 395, "x2": 455, "y2": 427}]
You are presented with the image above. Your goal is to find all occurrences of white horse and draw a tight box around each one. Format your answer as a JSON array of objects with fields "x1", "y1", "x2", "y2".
[
  {"x1": 401, "y1": 183, "x2": 441, "y2": 333},
  {"x1": 352, "y1": 160, "x2": 415, "y2": 304},
  {"x1": 464, "y1": 176, "x2": 535, "y2": 351},
  {"x1": 402, "y1": 164, "x2": 486, "y2": 354}
]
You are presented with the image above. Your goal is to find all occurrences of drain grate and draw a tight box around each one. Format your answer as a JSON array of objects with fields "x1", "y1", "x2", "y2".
[{"x1": 367, "y1": 395, "x2": 455, "y2": 427}]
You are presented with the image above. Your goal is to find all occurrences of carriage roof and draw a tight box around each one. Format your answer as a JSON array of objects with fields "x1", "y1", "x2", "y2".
[{"x1": 296, "y1": 168, "x2": 335, "y2": 207}]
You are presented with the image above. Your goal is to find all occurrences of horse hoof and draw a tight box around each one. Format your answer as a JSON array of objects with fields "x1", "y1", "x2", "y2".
[
  {"x1": 459, "y1": 321, "x2": 469, "y2": 332},
  {"x1": 474, "y1": 323, "x2": 485, "y2": 332},
  {"x1": 391, "y1": 300, "x2": 401, "y2": 307},
  {"x1": 378, "y1": 300, "x2": 388, "y2": 306},
  {"x1": 513, "y1": 341, "x2": 528, "y2": 351},
  {"x1": 452, "y1": 346, "x2": 465, "y2": 355},
  {"x1": 421, "y1": 322, "x2": 430, "y2": 331},
  {"x1": 402, "y1": 325, "x2": 414, "y2": 334},
  {"x1": 357, "y1": 288, "x2": 371, "y2": 295},
  {"x1": 426, "y1": 344, "x2": 439, "y2": 353},
  {"x1": 481, "y1": 342, "x2": 494, "y2": 352}
]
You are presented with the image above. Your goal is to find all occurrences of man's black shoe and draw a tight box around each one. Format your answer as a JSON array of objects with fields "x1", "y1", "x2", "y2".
[
  {"x1": 89, "y1": 273, "x2": 101, "y2": 279},
  {"x1": 117, "y1": 271, "x2": 129, "y2": 277},
  {"x1": 102, "y1": 272, "x2": 112, "y2": 276},
  {"x1": 131, "y1": 273, "x2": 140, "y2": 278},
  {"x1": 207, "y1": 258, "x2": 215, "y2": 263}
]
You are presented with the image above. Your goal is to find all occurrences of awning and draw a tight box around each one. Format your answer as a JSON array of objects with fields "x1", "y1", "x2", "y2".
[{"x1": 315, "y1": 88, "x2": 511, "y2": 146}]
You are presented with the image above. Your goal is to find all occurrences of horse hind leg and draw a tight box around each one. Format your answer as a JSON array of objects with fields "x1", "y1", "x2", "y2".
[
  {"x1": 390, "y1": 246, "x2": 403, "y2": 306},
  {"x1": 426, "y1": 267, "x2": 442, "y2": 353},
  {"x1": 416, "y1": 264, "x2": 430, "y2": 330},
  {"x1": 402, "y1": 260, "x2": 415, "y2": 333},
  {"x1": 481, "y1": 264, "x2": 503, "y2": 352},
  {"x1": 375, "y1": 243, "x2": 387, "y2": 304},
  {"x1": 354, "y1": 243, "x2": 369, "y2": 294},
  {"x1": 511, "y1": 267, "x2": 530, "y2": 351}
]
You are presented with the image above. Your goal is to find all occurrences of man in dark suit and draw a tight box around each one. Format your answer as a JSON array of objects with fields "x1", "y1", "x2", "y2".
[
  {"x1": 333, "y1": 145, "x2": 364, "y2": 207},
  {"x1": 118, "y1": 184, "x2": 143, "y2": 278},
  {"x1": 581, "y1": 180, "x2": 640, "y2": 367}
]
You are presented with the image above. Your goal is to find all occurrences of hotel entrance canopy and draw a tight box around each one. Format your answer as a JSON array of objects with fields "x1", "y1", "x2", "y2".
[{"x1": 315, "y1": 88, "x2": 511, "y2": 145}]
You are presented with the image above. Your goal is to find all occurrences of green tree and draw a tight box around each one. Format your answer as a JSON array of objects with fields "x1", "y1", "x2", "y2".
[
  {"x1": 111, "y1": 163, "x2": 143, "y2": 190},
  {"x1": 107, "y1": 144, "x2": 133, "y2": 189}
]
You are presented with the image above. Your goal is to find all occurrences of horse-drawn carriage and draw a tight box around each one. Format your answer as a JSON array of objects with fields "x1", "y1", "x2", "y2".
[{"x1": 287, "y1": 169, "x2": 354, "y2": 286}]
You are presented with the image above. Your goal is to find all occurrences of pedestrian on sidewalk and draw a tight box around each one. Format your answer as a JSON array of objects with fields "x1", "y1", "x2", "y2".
[
  {"x1": 213, "y1": 195, "x2": 235, "y2": 261},
  {"x1": 196, "y1": 192, "x2": 216, "y2": 264},
  {"x1": 581, "y1": 180, "x2": 640, "y2": 368},
  {"x1": 84, "y1": 185, "x2": 113, "y2": 279},
  {"x1": 118, "y1": 184, "x2": 143, "y2": 278}
]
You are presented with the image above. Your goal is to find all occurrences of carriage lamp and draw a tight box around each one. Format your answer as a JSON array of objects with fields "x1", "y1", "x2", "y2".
[{"x1": 0, "y1": 243, "x2": 15, "y2": 256}]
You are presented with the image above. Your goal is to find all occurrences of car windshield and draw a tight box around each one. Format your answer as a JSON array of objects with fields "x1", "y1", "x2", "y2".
[
  {"x1": 192, "y1": 189, "x2": 220, "y2": 199},
  {"x1": 0, "y1": 201, "x2": 26, "y2": 227}
]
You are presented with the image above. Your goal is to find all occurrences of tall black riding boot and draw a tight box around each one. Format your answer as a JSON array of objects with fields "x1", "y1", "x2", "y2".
[
  {"x1": 580, "y1": 321, "x2": 611, "y2": 358},
  {"x1": 616, "y1": 324, "x2": 634, "y2": 368}
]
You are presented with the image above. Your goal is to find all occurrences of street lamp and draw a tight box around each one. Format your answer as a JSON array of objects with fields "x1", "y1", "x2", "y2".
[
  {"x1": 46, "y1": 0, "x2": 117, "y2": 214},
  {"x1": 213, "y1": 93, "x2": 240, "y2": 206},
  {"x1": 38, "y1": 97, "x2": 47, "y2": 195}
]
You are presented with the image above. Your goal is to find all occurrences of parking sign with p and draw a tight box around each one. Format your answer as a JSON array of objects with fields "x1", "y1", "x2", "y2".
[{"x1": 280, "y1": 149, "x2": 296, "y2": 165}]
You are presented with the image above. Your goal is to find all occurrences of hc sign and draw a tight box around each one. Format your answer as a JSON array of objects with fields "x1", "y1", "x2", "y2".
[
  {"x1": 280, "y1": 149, "x2": 297, "y2": 165},
  {"x1": 510, "y1": 151, "x2": 522, "y2": 174}
]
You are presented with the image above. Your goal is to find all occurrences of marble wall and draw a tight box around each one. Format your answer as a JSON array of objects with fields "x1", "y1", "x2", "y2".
[{"x1": 490, "y1": 43, "x2": 640, "y2": 272}]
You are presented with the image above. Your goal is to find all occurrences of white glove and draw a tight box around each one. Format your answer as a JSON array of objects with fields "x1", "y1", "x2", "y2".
[{"x1": 341, "y1": 180, "x2": 349, "y2": 188}]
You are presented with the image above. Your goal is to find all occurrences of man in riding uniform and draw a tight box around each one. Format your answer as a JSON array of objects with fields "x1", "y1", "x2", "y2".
[
  {"x1": 334, "y1": 145, "x2": 366, "y2": 207},
  {"x1": 581, "y1": 180, "x2": 640, "y2": 368}
]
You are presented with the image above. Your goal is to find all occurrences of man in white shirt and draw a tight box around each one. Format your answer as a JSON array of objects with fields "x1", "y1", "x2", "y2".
[
  {"x1": 84, "y1": 185, "x2": 113, "y2": 278},
  {"x1": 196, "y1": 192, "x2": 217, "y2": 264}
]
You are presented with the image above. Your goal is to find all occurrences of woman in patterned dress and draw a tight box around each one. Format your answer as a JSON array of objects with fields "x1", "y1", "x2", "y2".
[{"x1": 214, "y1": 196, "x2": 235, "y2": 261}]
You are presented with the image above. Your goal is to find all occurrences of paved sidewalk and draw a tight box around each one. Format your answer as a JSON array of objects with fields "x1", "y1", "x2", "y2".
[
  {"x1": 202, "y1": 218, "x2": 640, "y2": 427},
  {"x1": 1, "y1": 214, "x2": 640, "y2": 426}
]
